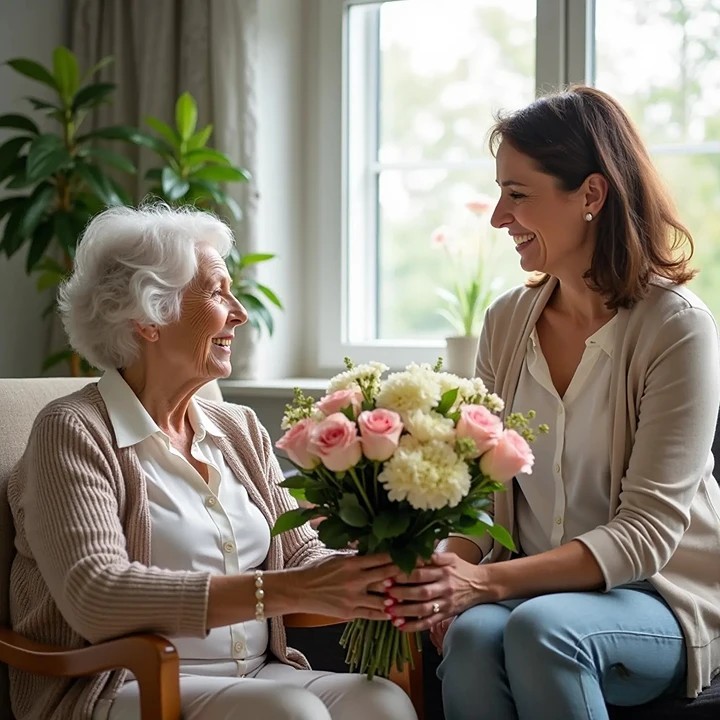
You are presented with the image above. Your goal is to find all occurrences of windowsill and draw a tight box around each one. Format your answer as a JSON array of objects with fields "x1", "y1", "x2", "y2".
[{"x1": 219, "y1": 377, "x2": 329, "y2": 401}]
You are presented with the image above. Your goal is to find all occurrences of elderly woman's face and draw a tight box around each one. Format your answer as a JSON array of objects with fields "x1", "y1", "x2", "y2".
[{"x1": 157, "y1": 244, "x2": 247, "y2": 381}]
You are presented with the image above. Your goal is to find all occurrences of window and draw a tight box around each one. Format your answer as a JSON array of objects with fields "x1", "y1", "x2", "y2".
[{"x1": 313, "y1": 0, "x2": 719, "y2": 372}]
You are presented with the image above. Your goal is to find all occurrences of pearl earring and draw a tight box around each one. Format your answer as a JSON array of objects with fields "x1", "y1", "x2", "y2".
[{"x1": 584, "y1": 212, "x2": 593, "y2": 222}]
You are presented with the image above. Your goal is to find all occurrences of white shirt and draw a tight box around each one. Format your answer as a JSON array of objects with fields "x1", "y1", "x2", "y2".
[
  {"x1": 98, "y1": 369, "x2": 270, "y2": 676},
  {"x1": 512, "y1": 316, "x2": 617, "y2": 556}
]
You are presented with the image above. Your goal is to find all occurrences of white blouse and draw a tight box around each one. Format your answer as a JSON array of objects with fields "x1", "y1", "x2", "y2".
[
  {"x1": 98, "y1": 369, "x2": 270, "y2": 677},
  {"x1": 512, "y1": 316, "x2": 617, "y2": 556}
]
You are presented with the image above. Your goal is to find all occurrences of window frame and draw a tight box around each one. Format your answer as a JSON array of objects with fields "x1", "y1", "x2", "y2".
[{"x1": 312, "y1": 0, "x2": 593, "y2": 374}]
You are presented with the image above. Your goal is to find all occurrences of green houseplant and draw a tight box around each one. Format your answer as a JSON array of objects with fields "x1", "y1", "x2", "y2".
[
  {"x1": 0, "y1": 48, "x2": 282, "y2": 373},
  {"x1": 141, "y1": 91, "x2": 283, "y2": 337}
]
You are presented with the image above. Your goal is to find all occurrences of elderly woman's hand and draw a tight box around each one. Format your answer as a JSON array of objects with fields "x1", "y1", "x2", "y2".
[{"x1": 293, "y1": 553, "x2": 400, "y2": 621}]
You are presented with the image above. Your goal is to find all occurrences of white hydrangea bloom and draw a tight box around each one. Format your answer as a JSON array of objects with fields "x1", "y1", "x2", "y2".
[
  {"x1": 483, "y1": 392, "x2": 505, "y2": 413},
  {"x1": 470, "y1": 377, "x2": 489, "y2": 397},
  {"x1": 379, "y1": 436, "x2": 471, "y2": 510},
  {"x1": 404, "y1": 409, "x2": 455, "y2": 443},
  {"x1": 327, "y1": 361, "x2": 389, "y2": 394},
  {"x1": 375, "y1": 363, "x2": 442, "y2": 418}
]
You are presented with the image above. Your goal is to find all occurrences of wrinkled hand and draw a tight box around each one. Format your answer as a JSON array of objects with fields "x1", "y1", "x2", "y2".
[
  {"x1": 294, "y1": 553, "x2": 399, "y2": 621},
  {"x1": 381, "y1": 551, "x2": 491, "y2": 632}
]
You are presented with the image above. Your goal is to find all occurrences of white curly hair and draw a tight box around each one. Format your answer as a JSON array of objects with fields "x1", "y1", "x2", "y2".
[{"x1": 58, "y1": 203, "x2": 235, "y2": 370}]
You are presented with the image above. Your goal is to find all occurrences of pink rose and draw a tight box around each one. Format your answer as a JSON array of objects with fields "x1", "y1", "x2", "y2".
[
  {"x1": 479, "y1": 429, "x2": 534, "y2": 483},
  {"x1": 357, "y1": 409, "x2": 403, "y2": 461},
  {"x1": 455, "y1": 405, "x2": 503, "y2": 457},
  {"x1": 316, "y1": 389, "x2": 363, "y2": 418},
  {"x1": 276, "y1": 419, "x2": 320, "y2": 470},
  {"x1": 308, "y1": 413, "x2": 362, "y2": 472}
]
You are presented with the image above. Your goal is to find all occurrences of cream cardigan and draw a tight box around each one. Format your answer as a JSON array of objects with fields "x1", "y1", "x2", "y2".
[
  {"x1": 477, "y1": 276, "x2": 720, "y2": 697},
  {"x1": 8, "y1": 386, "x2": 327, "y2": 720}
]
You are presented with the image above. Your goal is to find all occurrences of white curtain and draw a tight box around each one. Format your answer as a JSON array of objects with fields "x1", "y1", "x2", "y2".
[{"x1": 69, "y1": 0, "x2": 260, "y2": 377}]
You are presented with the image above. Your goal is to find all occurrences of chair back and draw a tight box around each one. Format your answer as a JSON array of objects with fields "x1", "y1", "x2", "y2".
[{"x1": 0, "y1": 377, "x2": 223, "y2": 713}]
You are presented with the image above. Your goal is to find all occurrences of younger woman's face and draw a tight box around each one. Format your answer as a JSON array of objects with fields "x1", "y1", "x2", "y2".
[{"x1": 490, "y1": 141, "x2": 594, "y2": 280}]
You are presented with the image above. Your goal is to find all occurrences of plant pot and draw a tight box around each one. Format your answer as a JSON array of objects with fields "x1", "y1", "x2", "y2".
[{"x1": 444, "y1": 335, "x2": 480, "y2": 378}]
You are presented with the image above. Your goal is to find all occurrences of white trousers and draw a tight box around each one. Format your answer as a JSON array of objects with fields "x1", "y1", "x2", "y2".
[{"x1": 93, "y1": 662, "x2": 418, "y2": 720}]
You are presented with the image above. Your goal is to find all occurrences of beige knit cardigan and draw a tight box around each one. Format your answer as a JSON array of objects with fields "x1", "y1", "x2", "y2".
[{"x1": 8, "y1": 385, "x2": 327, "y2": 720}]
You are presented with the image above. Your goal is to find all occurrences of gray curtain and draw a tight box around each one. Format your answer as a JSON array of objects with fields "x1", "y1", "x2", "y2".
[{"x1": 69, "y1": 0, "x2": 260, "y2": 377}]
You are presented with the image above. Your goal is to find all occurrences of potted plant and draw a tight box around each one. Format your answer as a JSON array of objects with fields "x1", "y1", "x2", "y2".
[
  {"x1": 432, "y1": 195, "x2": 500, "y2": 377},
  {"x1": 141, "y1": 91, "x2": 283, "y2": 338},
  {"x1": 0, "y1": 47, "x2": 165, "y2": 374}
]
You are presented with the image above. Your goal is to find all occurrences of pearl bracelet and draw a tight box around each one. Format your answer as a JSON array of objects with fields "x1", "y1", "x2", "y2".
[{"x1": 254, "y1": 569, "x2": 265, "y2": 622}]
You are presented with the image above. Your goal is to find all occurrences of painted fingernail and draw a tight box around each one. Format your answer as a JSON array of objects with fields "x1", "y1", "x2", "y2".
[
  {"x1": 383, "y1": 597, "x2": 395, "y2": 607},
  {"x1": 383, "y1": 578, "x2": 394, "y2": 588},
  {"x1": 393, "y1": 618, "x2": 406, "y2": 627}
]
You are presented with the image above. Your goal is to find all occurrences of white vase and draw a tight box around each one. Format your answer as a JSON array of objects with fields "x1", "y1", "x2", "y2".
[{"x1": 444, "y1": 335, "x2": 480, "y2": 378}]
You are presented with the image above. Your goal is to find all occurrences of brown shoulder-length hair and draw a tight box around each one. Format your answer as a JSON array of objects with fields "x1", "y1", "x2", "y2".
[{"x1": 488, "y1": 85, "x2": 696, "y2": 308}]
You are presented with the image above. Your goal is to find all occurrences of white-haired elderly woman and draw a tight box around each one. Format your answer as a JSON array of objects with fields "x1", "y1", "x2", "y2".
[{"x1": 8, "y1": 205, "x2": 422, "y2": 720}]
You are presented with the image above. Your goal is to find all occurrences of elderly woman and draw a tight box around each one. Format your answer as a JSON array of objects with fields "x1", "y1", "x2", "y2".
[{"x1": 8, "y1": 205, "x2": 420, "y2": 720}]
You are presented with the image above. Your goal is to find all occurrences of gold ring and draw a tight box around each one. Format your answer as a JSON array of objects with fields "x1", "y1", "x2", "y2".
[{"x1": 431, "y1": 602, "x2": 440, "y2": 614}]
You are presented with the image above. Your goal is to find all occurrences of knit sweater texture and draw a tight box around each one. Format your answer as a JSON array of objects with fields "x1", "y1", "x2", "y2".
[{"x1": 8, "y1": 385, "x2": 327, "y2": 719}]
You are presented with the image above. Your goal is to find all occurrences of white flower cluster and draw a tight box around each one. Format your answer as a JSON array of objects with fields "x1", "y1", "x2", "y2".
[
  {"x1": 327, "y1": 362, "x2": 389, "y2": 394},
  {"x1": 375, "y1": 363, "x2": 443, "y2": 418},
  {"x1": 379, "y1": 436, "x2": 471, "y2": 510}
]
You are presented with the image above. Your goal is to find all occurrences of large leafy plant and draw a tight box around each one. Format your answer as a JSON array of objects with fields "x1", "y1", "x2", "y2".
[
  {"x1": 142, "y1": 92, "x2": 283, "y2": 336},
  {"x1": 0, "y1": 47, "x2": 161, "y2": 373}
]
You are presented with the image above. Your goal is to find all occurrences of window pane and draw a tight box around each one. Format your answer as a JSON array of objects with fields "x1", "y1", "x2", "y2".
[
  {"x1": 347, "y1": 0, "x2": 536, "y2": 342},
  {"x1": 595, "y1": 0, "x2": 720, "y2": 317}
]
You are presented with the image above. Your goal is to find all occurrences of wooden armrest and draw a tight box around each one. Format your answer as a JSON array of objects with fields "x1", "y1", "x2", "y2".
[{"x1": 0, "y1": 626, "x2": 181, "y2": 720}]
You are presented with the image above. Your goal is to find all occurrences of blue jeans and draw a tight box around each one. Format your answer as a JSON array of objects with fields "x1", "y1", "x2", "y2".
[{"x1": 437, "y1": 583, "x2": 686, "y2": 720}]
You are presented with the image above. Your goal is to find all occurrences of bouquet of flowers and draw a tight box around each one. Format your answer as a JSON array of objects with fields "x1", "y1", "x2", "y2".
[{"x1": 273, "y1": 358, "x2": 545, "y2": 679}]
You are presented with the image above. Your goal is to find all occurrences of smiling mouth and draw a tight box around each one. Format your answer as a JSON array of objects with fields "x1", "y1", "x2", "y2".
[
  {"x1": 513, "y1": 233, "x2": 536, "y2": 247},
  {"x1": 211, "y1": 338, "x2": 232, "y2": 347}
]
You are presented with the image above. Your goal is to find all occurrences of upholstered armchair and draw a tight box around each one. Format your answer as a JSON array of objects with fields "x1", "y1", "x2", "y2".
[{"x1": 0, "y1": 378, "x2": 423, "y2": 720}]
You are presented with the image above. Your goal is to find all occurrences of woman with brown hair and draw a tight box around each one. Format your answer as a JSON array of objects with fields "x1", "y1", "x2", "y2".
[{"x1": 383, "y1": 86, "x2": 720, "y2": 719}]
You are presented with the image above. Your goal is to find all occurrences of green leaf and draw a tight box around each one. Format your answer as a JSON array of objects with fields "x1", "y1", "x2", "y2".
[
  {"x1": 287, "y1": 487, "x2": 307, "y2": 502},
  {"x1": 71, "y1": 82, "x2": 115, "y2": 112},
  {"x1": 390, "y1": 546, "x2": 418, "y2": 575},
  {"x1": 1, "y1": 205, "x2": 29, "y2": 258},
  {"x1": 186, "y1": 124, "x2": 213, "y2": 151},
  {"x1": 161, "y1": 166, "x2": 191, "y2": 201},
  {"x1": 372, "y1": 512, "x2": 411, "y2": 540},
  {"x1": 0, "y1": 196, "x2": 25, "y2": 223},
  {"x1": 435, "y1": 387, "x2": 459, "y2": 415},
  {"x1": 0, "y1": 155, "x2": 26, "y2": 185},
  {"x1": 338, "y1": 493, "x2": 369, "y2": 528},
  {"x1": 25, "y1": 96, "x2": 62, "y2": 115},
  {"x1": 271, "y1": 508, "x2": 311, "y2": 536},
  {"x1": 238, "y1": 252, "x2": 276, "y2": 268},
  {"x1": 316, "y1": 516, "x2": 352, "y2": 549},
  {"x1": 192, "y1": 165, "x2": 251, "y2": 183},
  {"x1": 0, "y1": 114, "x2": 39, "y2": 134},
  {"x1": 145, "y1": 116, "x2": 181, "y2": 147},
  {"x1": 237, "y1": 292, "x2": 274, "y2": 336},
  {"x1": 25, "y1": 219, "x2": 55, "y2": 273},
  {"x1": 19, "y1": 185, "x2": 54, "y2": 240},
  {"x1": 81, "y1": 55, "x2": 114, "y2": 84},
  {"x1": 78, "y1": 126, "x2": 172, "y2": 156},
  {"x1": 184, "y1": 148, "x2": 231, "y2": 167},
  {"x1": 54, "y1": 212, "x2": 79, "y2": 255},
  {"x1": 279, "y1": 475, "x2": 314, "y2": 490},
  {"x1": 53, "y1": 47, "x2": 80, "y2": 103},
  {"x1": 255, "y1": 282, "x2": 283, "y2": 309},
  {"x1": 175, "y1": 92, "x2": 198, "y2": 141},
  {"x1": 6, "y1": 58, "x2": 58, "y2": 90},
  {"x1": 487, "y1": 523, "x2": 516, "y2": 551},
  {"x1": 106, "y1": 176, "x2": 133, "y2": 205},
  {"x1": 0, "y1": 136, "x2": 32, "y2": 177},
  {"x1": 41, "y1": 348, "x2": 74, "y2": 372},
  {"x1": 26, "y1": 134, "x2": 70, "y2": 182},
  {"x1": 75, "y1": 162, "x2": 125, "y2": 206},
  {"x1": 82, "y1": 146, "x2": 136, "y2": 174},
  {"x1": 36, "y1": 268, "x2": 67, "y2": 292}
]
